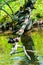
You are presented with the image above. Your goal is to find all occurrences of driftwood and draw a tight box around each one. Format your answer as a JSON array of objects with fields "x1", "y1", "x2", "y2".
[
  {"x1": 14, "y1": 20, "x2": 43, "y2": 60},
  {"x1": 9, "y1": 16, "x2": 33, "y2": 60},
  {"x1": 0, "y1": 20, "x2": 43, "y2": 35},
  {"x1": 0, "y1": 5, "x2": 43, "y2": 60},
  {"x1": 0, "y1": 0, "x2": 43, "y2": 61},
  {"x1": 0, "y1": 16, "x2": 43, "y2": 60}
]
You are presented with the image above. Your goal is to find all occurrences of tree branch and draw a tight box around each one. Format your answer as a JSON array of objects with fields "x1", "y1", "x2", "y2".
[
  {"x1": 23, "y1": 46, "x2": 31, "y2": 60},
  {"x1": 26, "y1": 50, "x2": 38, "y2": 53}
]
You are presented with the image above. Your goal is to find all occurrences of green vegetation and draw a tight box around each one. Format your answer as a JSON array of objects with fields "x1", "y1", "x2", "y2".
[
  {"x1": 31, "y1": 0, "x2": 43, "y2": 20},
  {"x1": 0, "y1": 0, "x2": 43, "y2": 65},
  {"x1": 32, "y1": 30, "x2": 43, "y2": 56},
  {"x1": 0, "y1": 0, "x2": 25, "y2": 22},
  {"x1": 0, "y1": 36, "x2": 25, "y2": 65}
]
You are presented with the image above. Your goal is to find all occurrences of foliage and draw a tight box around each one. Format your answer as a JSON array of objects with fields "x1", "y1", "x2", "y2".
[
  {"x1": 0, "y1": 0, "x2": 25, "y2": 22},
  {"x1": 31, "y1": 30, "x2": 43, "y2": 56},
  {"x1": 0, "y1": 36, "x2": 24, "y2": 65},
  {"x1": 0, "y1": 0, "x2": 43, "y2": 64},
  {"x1": 31, "y1": 0, "x2": 43, "y2": 21}
]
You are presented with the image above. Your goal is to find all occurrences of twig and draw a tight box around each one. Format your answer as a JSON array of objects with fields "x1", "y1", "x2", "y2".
[
  {"x1": 26, "y1": 50, "x2": 38, "y2": 53},
  {"x1": 23, "y1": 46, "x2": 31, "y2": 60}
]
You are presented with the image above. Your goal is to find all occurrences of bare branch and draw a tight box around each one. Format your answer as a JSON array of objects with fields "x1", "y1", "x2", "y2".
[
  {"x1": 23, "y1": 46, "x2": 31, "y2": 60},
  {"x1": 26, "y1": 50, "x2": 38, "y2": 53}
]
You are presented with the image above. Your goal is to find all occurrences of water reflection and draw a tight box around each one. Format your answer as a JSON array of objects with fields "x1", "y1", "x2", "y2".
[{"x1": 40, "y1": 62, "x2": 43, "y2": 65}]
